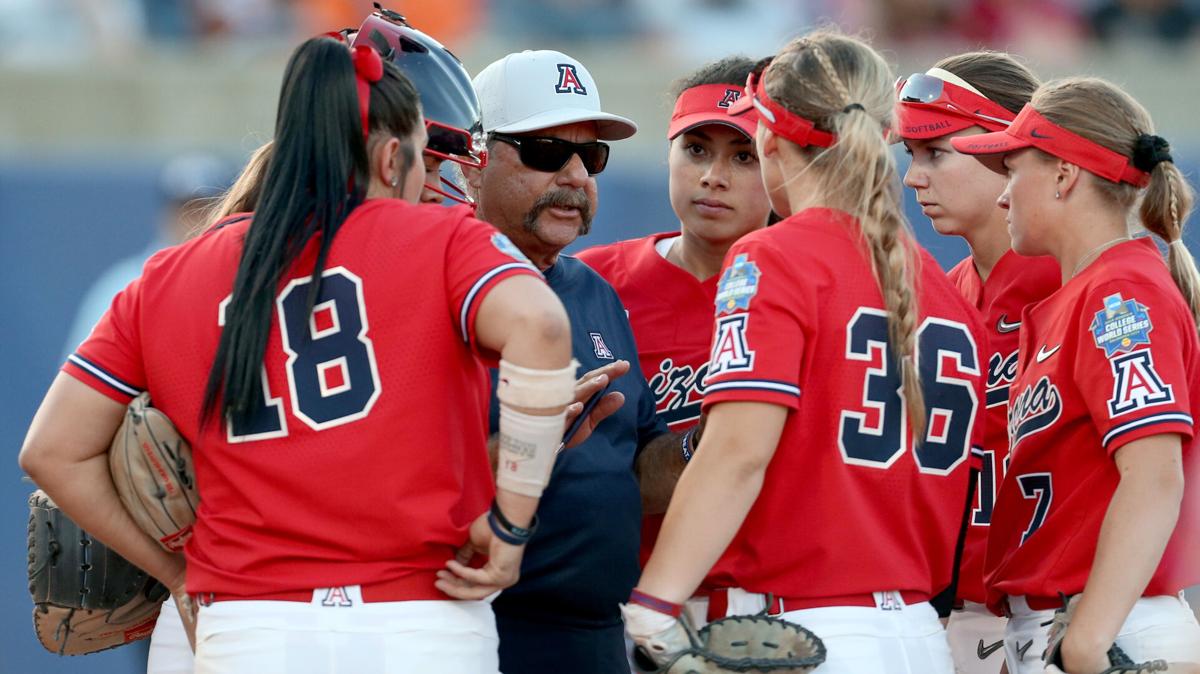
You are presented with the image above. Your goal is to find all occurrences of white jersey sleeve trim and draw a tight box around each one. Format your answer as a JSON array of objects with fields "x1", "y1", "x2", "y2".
[
  {"x1": 459, "y1": 262, "x2": 539, "y2": 343},
  {"x1": 704, "y1": 379, "x2": 801, "y2": 397},
  {"x1": 67, "y1": 353, "x2": 143, "y2": 398},
  {"x1": 1102, "y1": 412, "x2": 1194, "y2": 447}
]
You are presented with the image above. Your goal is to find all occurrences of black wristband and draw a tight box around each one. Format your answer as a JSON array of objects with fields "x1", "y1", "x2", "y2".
[
  {"x1": 680, "y1": 427, "x2": 696, "y2": 462},
  {"x1": 488, "y1": 500, "x2": 538, "y2": 545}
]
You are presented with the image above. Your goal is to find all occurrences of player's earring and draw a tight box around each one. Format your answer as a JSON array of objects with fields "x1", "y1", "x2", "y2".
[
  {"x1": 1055, "y1": 190, "x2": 1061, "y2": 199},
  {"x1": 390, "y1": 176, "x2": 399, "y2": 187}
]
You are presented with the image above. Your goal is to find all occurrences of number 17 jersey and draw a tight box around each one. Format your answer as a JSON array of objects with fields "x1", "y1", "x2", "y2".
[{"x1": 701, "y1": 208, "x2": 986, "y2": 601}]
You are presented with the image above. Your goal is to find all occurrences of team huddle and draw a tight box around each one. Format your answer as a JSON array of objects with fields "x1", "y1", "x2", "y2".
[{"x1": 17, "y1": 5, "x2": 1200, "y2": 674}]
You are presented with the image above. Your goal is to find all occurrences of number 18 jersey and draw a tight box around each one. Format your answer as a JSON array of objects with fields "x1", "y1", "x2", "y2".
[
  {"x1": 63, "y1": 200, "x2": 541, "y2": 597},
  {"x1": 701, "y1": 208, "x2": 986, "y2": 601}
]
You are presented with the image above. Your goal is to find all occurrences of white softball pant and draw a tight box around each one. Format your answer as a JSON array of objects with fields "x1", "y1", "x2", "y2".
[
  {"x1": 946, "y1": 601, "x2": 1007, "y2": 674},
  {"x1": 188, "y1": 587, "x2": 499, "y2": 674},
  {"x1": 1004, "y1": 593, "x2": 1200, "y2": 674}
]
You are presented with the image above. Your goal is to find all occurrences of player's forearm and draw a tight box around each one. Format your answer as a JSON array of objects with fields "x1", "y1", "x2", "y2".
[
  {"x1": 638, "y1": 438, "x2": 767, "y2": 602},
  {"x1": 1065, "y1": 437, "x2": 1183, "y2": 658},
  {"x1": 637, "y1": 403, "x2": 785, "y2": 603},
  {"x1": 636, "y1": 431, "x2": 687, "y2": 515},
  {"x1": 30, "y1": 453, "x2": 184, "y2": 585}
]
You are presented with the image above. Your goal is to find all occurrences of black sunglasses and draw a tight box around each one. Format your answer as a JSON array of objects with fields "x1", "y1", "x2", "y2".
[{"x1": 490, "y1": 132, "x2": 610, "y2": 175}]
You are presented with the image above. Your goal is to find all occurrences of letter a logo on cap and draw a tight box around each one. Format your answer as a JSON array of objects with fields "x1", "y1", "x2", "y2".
[
  {"x1": 555, "y1": 64, "x2": 587, "y2": 95},
  {"x1": 718, "y1": 88, "x2": 741, "y2": 109}
]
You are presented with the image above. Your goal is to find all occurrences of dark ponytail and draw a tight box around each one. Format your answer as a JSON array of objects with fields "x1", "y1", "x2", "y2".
[{"x1": 202, "y1": 36, "x2": 421, "y2": 428}]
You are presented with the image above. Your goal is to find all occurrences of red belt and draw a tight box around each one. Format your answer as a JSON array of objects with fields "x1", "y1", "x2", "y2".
[
  {"x1": 706, "y1": 589, "x2": 930, "y2": 622},
  {"x1": 195, "y1": 571, "x2": 444, "y2": 605}
]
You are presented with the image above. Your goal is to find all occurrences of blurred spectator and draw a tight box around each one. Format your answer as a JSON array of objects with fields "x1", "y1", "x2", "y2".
[
  {"x1": 61, "y1": 153, "x2": 229, "y2": 355},
  {"x1": 632, "y1": 0, "x2": 816, "y2": 61},
  {"x1": 0, "y1": 0, "x2": 145, "y2": 64},
  {"x1": 495, "y1": 0, "x2": 637, "y2": 41},
  {"x1": 951, "y1": 0, "x2": 1085, "y2": 57},
  {"x1": 1089, "y1": 0, "x2": 1197, "y2": 45}
]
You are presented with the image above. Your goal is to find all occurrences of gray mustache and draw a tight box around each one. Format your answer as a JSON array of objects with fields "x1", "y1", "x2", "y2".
[{"x1": 532, "y1": 189, "x2": 591, "y2": 218}]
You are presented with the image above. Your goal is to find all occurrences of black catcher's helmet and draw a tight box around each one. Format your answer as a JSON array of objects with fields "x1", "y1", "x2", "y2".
[{"x1": 349, "y1": 5, "x2": 485, "y2": 204}]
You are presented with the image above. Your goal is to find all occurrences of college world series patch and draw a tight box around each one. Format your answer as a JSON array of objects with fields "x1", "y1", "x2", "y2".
[
  {"x1": 716, "y1": 253, "x2": 761, "y2": 315},
  {"x1": 1090, "y1": 293, "x2": 1152, "y2": 357}
]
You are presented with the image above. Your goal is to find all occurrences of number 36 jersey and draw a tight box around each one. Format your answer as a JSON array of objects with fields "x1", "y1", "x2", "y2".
[
  {"x1": 63, "y1": 200, "x2": 542, "y2": 597},
  {"x1": 985, "y1": 237, "x2": 1200, "y2": 612},
  {"x1": 701, "y1": 208, "x2": 986, "y2": 601}
]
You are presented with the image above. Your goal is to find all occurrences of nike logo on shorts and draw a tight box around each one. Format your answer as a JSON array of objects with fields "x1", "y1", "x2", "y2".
[
  {"x1": 1017, "y1": 639, "x2": 1034, "y2": 661},
  {"x1": 1036, "y1": 344, "x2": 1061, "y2": 363},
  {"x1": 977, "y1": 639, "x2": 1004, "y2": 660},
  {"x1": 997, "y1": 314, "x2": 1021, "y2": 333}
]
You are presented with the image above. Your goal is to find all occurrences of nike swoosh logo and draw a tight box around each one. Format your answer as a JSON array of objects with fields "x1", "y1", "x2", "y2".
[
  {"x1": 1036, "y1": 344, "x2": 1060, "y2": 363},
  {"x1": 977, "y1": 638, "x2": 1004, "y2": 659},
  {"x1": 1030, "y1": 128, "x2": 1052, "y2": 139},
  {"x1": 1017, "y1": 639, "x2": 1033, "y2": 661},
  {"x1": 997, "y1": 314, "x2": 1021, "y2": 333}
]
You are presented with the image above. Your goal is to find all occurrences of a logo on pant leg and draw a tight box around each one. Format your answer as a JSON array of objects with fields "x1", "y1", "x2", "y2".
[
  {"x1": 977, "y1": 639, "x2": 1004, "y2": 659},
  {"x1": 876, "y1": 591, "x2": 902, "y2": 611},
  {"x1": 320, "y1": 586, "x2": 353, "y2": 607},
  {"x1": 1016, "y1": 639, "x2": 1033, "y2": 661}
]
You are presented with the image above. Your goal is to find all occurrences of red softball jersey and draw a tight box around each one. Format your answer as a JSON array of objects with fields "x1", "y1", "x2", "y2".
[
  {"x1": 62, "y1": 200, "x2": 542, "y2": 598},
  {"x1": 578, "y1": 233, "x2": 713, "y2": 432},
  {"x1": 577, "y1": 232, "x2": 730, "y2": 582},
  {"x1": 946, "y1": 250, "x2": 1060, "y2": 604},
  {"x1": 985, "y1": 237, "x2": 1200, "y2": 613},
  {"x1": 701, "y1": 208, "x2": 985, "y2": 602}
]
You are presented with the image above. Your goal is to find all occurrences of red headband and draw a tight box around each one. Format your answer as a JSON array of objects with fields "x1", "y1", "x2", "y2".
[
  {"x1": 894, "y1": 72, "x2": 1016, "y2": 139},
  {"x1": 951, "y1": 104, "x2": 1150, "y2": 187},
  {"x1": 351, "y1": 45, "x2": 384, "y2": 143},
  {"x1": 668, "y1": 84, "x2": 759, "y2": 140},
  {"x1": 728, "y1": 70, "x2": 836, "y2": 148},
  {"x1": 324, "y1": 33, "x2": 384, "y2": 143}
]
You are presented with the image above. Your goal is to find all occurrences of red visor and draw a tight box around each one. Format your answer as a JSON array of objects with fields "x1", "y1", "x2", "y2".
[
  {"x1": 894, "y1": 72, "x2": 1015, "y2": 139},
  {"x1": 668, "y1": 84, "x2": 759, "y2": 140},
  {"x1": 950, "y1": 104, "x2": 1150, "y2": 187},
  {"x1": 728, "y1": 70, "x2": 836, "y2": 148}
]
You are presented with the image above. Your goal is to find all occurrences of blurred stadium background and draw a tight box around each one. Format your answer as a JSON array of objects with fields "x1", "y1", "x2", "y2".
[{"x1": 2, "y1": 0, "x2": 1199, "y2": 671}]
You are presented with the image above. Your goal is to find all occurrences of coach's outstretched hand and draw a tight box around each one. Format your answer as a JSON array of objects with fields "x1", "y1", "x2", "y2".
[
  {"x1": 562, "y1": 360, "x2": 628, "y2": 449},
  {"x1": 436, "y1": 512, "x2": 525, "y2": 600}
]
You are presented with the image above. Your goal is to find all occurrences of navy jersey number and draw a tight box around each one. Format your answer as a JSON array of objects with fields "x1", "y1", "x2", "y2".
[
  {"x1": 972, "y1": 450, "x2": 997, "y2": 525},
  {"x1": 221, "y1": 267, "x2": 380, "y2": 441},
  {"x1": 838, "y1": 309, "x2": 979, "y2": 474},
  {"x1": 1017, "y1": 473, "x2": 1053, "y2": 544}
]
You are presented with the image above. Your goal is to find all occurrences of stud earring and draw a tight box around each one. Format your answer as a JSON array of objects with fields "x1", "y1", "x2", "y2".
[
  {"x1": 1055, "y1": 191, "x2": 1061, "y2": 199},
  {"x1": 390, "y1": 177, "x2": 399, "y2": 187}
]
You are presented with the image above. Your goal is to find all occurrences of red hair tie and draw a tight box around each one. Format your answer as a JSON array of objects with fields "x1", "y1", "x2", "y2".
[{"x1": 351, "y1": 45, "x2": 383, "y2": 143}]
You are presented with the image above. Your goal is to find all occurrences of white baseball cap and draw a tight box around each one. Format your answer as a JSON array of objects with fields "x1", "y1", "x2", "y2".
[{"x1": 473, "y1": 50, "x2": 638, "y2": 141}]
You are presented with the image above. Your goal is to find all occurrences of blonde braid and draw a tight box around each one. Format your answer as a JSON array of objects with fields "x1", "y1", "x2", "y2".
[
  {"x1": 766, "y1": 30, "x2": 927, "y2": 441},
  {"x1": 810, "y1": 45, "x2": 852, "y2": 107}
]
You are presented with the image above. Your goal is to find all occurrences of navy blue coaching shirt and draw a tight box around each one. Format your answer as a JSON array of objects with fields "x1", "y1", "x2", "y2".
[{"x1": 488, "y1": 255, "x2": 668, "y2": 674}]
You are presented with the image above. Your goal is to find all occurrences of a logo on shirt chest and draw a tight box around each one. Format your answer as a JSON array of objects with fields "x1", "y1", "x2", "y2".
[
  {"x1": 589, "y1": 332, "x2": 614, "y2": 360},
  {"x1": 648, "y1": 358, "x2": 708, "y2": 426},
  {"x1": 986, "y1": 349, "x2": 1019, "y2": 407},
  {"x1": 1008, "y1": 375, "x2": 1063, "y2": 448}
]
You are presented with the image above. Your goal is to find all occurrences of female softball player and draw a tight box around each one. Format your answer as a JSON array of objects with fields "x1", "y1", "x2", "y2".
[
  {"x1": 623, "y1": 31, "x2": 986, "y2": 674},
  {"x1": 20, "y1": 36, "x2": 576, "y2": 674},
  {"x1": 577, "y1": 56, "x2": 770, "y2": 604},
  {"x1": 952, "y1": 79, "x2": 1200, "y2": 673},
  {"x1": 895, "y1": 52, "x2": 1060, "y2": 674}
]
